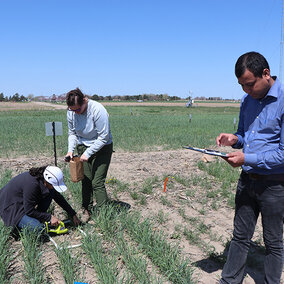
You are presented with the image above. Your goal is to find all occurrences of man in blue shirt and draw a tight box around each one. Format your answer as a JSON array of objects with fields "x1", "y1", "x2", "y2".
[{"x1": 217, "y1": 52, "x2": 284, "y2": 283}]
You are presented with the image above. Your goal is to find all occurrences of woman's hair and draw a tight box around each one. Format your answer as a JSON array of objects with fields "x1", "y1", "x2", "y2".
[
  {"x1": 29, "y1": 166, "x2": 47, "y2": 181},
  {"x1": 66, "y1": 88, "x2": 85, "y2": 106}
]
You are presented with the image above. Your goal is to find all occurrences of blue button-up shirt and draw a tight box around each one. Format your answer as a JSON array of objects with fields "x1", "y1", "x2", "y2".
[{"x1": 233, "y1": 77, "x2": 284, "y2": 174}]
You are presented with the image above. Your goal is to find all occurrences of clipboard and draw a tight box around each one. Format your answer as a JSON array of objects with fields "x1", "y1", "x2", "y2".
[{"x1": 183, "y1": 146, "x2": 228, "y2": 158}]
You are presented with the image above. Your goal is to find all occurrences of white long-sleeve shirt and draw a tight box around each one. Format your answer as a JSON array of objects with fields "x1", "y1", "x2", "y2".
[{"x1": 67, "y1": 100, "x2": 113, "y2": 158}]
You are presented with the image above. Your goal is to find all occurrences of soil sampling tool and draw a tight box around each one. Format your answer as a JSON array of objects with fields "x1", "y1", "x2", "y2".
[
  {"x1": 45, "y1": 221, "x2": 68, "y2": 235},
  {"x1": 46, "y1": 219, "x2": 87, "y2": 250}
]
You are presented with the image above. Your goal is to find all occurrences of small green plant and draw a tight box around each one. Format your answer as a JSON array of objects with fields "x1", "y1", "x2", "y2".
[
  {"x1": 185, "y1": 189, "x2": 196, "y2": 197},
  {"x1": 139, "y1": 195, "x2": 147, "y2": 205},
  {"x1": 160, "y1": 196, "x2": 172, "y2": 207},
  {"x1": 82, "y1": 231, "x2": 122, "y2": 284},
  {"x1": 116, "y1": 233, "x2": 161, "y2": 284},
  {"x1": 0, "y1": 169, "x2": 12, "y2": 188},
  {"x1": 20, "y1": 228, "x2": 47, "y2": 284},
  {"x1": 211, "y1": 200, "x2": 219, "y2": 210},
  {"x1": 0, "y1": 222, "x2": 12, "y2": 284},
  {"x1": 183, "y1": 227, "x2": 200, "y2": 244},
  {"x1": 197, "y1": 222, "x2": 209, "y2": 234},
  {"x1": 140, "y1": 176, "x2": 159, "y2": 195},
  {"x1": 171, "y1": 225, "x2": 182, "y2": 240},
  {"x1": 130, "y1": 191, "x2": 139, "y2": 200},
  {"x1": 155, "y1": 210, "x2": 168, "y2": 225},
  {"x1": 173, "y1": 175, "x2": 191, "y2": 187},
  {"x1": 55, "y1": 245, "x2": 83, "y2": 284},
  {"x1": 198, "y1": 208, "x2": 206, "y2": 215},
  {"x1": 120, "y1": 212, "x2": 193, "y2": 284}
]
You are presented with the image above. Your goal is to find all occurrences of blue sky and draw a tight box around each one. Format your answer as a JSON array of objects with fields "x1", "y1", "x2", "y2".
[{"x1": 0, "y1": 0, "x2": 282, "y2": 99}]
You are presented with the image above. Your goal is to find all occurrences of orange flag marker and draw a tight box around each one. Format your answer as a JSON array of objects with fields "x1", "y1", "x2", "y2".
[{"x1": 163, "y1": 177, "x2": 168, "y2": 192}]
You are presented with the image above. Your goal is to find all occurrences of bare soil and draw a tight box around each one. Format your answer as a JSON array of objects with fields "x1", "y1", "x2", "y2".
[
  {"x1": 1, "y1": 149, "x2": 280, "y2": 283},
  {"x1": 1, "y1": 101, "x2": 282, "y2": 284}
]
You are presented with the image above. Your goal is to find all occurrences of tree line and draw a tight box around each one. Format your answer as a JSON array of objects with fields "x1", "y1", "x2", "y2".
[
  {"x1": 0, "y1": 92, "x2": 186, "y2": 102},
  {"x1": 0, "y1": 93, "x2": 32, "y2": 102}
]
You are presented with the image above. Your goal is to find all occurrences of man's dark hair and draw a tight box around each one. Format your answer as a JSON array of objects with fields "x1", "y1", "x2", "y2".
[
  {"x1": 29, "y1": 166, "x2": 47, "y2": 181},
  {"x1": 235, "y1": 51, "x2": 270, "y2": 78},
  {"x1": 66, "y1": 88, "x2": 85, "y2": 106}
]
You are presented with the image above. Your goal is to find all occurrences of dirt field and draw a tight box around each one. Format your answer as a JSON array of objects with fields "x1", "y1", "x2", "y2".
[
  {"x1": 0, "y1": 150, "x2": 269, "y2": 283},
  {"x1": 1, "y1": 101, "x2": 281, "y2": 284},
  {"x1": 0, "y1": 100, "x2": 240, "y2": 111}
]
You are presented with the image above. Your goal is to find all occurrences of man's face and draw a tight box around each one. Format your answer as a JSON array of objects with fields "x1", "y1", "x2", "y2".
[{"x1": 238, "y1": 69, "x2": 271, "y2": 99}]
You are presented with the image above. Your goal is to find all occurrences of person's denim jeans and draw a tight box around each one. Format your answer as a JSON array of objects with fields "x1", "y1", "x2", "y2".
[
  {"x1": 220, "y1": 172, "x2": 284, "y2": 284},
  {"x1": 17, "y1": 193, "x2": 53, "y2": 233}
]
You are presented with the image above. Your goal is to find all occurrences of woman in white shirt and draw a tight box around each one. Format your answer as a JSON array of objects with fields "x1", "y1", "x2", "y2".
[{"x1": 65, "y1": 88, "x2": 113, "y2": 219}]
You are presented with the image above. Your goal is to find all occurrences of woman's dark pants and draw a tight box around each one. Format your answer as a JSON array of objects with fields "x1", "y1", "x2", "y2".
[{"x1": 77, "y1": 143, "x2": 113, "y2": 211}]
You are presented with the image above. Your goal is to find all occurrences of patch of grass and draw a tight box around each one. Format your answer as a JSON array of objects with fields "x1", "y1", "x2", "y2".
[
  {"x1": 115, "y1": 232, "x2": 162, "y2": 284},
  {"x1": 130, "y1": 191, "x2": 139, "y2": 200},
  {"x1": 155, "y1": 210, "x2": 168, "y2": 225},
  {"x1": 197, "y1": 160, "x2": 239, "y2": 208},
  {"x1": 0, "y1": 169, "x2": 13, "y2": 188},
  {"x1": 171, "y1": 225, "x2": 182, "y2": 240},
  {"x1": 141, "y1": 176, "x2": 159, "y2": 195},
  {"x1": 138, "y1": 195, "x2": 147, "y2": 205},
  {"x1": 160, "y1": 196, "x2": 172, "y2": 207},
  {"x1": 20, "y1": 228, "x2": 47, "y2": 284},
  {"x1": 0, "y1": 106, "x2": 240, "y2": 157},
  {"x1": 183, "y1": 227, "x2": 200, "y2": 245},
  {"x1": 107, "y1": 177, "x2": 130, "y2": 194},
  {"x1": 0, "y1": 222, "x2": 12, "y2": 284},
  {"x1": 197, "y1": 222, "x2": 209, "y2": 234},
  {"x1": 185, "y1": 189, "x2": 196, "y2": 198},
  {"x1": 197, "y1": 160, "x2": 239, "y2": 185},
  {"x1": 82, "y1": 231, "x2": 123, "y2": 284},
  {"x1": 173, "y1": 175, "x2": 191, "y2": 187},
  {"x1": 55, "y1": 245, "x2": 83, "y2": 284},
  {"x1": 121, "y1": 212, "x2": 193, "y2": 284}
]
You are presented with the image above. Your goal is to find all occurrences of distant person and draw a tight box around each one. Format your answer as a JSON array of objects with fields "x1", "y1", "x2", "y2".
[
  {"x1": 216, "y1": 51, "x2": 284, "y2": 283},
  {"x1": 0, "y1": 166, "x2": 81, "y2": 235},
  {"x1": 65, "y1": 88, "x2": 116, "y2": 221}
]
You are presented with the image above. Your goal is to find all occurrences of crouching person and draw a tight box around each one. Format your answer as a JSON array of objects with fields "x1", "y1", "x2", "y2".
[{"x1": 0, "y1": 166, "x2": 81, "y2": 238}]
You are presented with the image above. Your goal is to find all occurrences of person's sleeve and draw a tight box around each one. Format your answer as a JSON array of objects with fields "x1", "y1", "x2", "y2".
[
  {"x1": 232, "y1": 99, "x2": 245, "y2": 149},
  {"x1": 23, "y1": 182, "x2": 51, "y2": 222},
  {"x1": 67, "y1": 111, "x2": 78, "y2": 153},
  {"x1": 84, "y1": 107, "x2": 111, "y2": 158},
  {"x1": 244, "y1": 113, "x2": 284, "y2": 169},
  {"x1": 53, "y1": 191, "x2": 76, "y2": 217}
]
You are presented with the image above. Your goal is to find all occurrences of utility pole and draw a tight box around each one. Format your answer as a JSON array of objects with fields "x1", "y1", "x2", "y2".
[{"x1": 280, "y1": 0, "x2": 284, "y2": 82}]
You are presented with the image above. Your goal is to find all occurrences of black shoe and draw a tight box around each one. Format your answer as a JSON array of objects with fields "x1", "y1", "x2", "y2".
[
  {"x1": 39, "y1": 233, "x2": 50, "y2": 243},
  {"x1": 109, "y1": 200, "x2": 131, "y2": 212}
]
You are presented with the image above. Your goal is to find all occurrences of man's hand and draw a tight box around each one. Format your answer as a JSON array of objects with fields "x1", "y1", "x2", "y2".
[
  {"x1": 225, "y1": 152, "x2": 245, "y2": 167},
  {"x1": 72, "y1": 215, "x2": 81, "y2": 227},
  {"x1": 80, "y1": 153, "x2": 89, "y2": 162},
  {"x1": 50, "y1": 215, "x2": 61, "y2": 226},
  {"x1": 216, "y1": 133, "x2": 238, "y2": 147},
  {"x1": 65, "y1": 152, "x2": 73, "y2": 161}
]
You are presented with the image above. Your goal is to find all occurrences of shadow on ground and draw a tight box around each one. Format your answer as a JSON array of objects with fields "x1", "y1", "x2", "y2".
[{"x1": 192, "y1": 240, "x2": 265, "y2": 283}]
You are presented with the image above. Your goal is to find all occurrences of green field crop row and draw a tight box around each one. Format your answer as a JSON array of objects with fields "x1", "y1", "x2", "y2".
[
  {"x1": 0, "y1": 106, "x2": 239, "y2": 158},
  {"x1": 0, "y1": 222, "x2": 12, "y2": 284}
]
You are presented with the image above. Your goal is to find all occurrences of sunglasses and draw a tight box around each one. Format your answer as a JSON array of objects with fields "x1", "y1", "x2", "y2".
[{"x1": 68, "y1": 107, "x2": 81, "y2": 112}]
